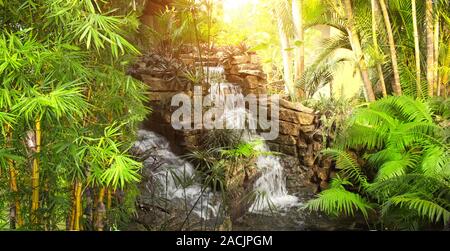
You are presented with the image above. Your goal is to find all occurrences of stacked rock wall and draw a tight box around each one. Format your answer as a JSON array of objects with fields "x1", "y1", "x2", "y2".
[{"x1": 129, "y1": 46, "x2": 334, "y2": 192}]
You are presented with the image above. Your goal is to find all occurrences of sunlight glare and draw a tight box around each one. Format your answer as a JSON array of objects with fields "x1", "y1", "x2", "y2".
[{"x1": 220, "y1": 0, "x2": 260, "y2": 23}]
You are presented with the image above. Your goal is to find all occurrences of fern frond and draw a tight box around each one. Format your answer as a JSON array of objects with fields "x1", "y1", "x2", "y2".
[
  {"x1": 322, "y1": 148, "x2": 369, "y2": 187},
  {"x1": 376, "y1": 151, "x2": 420, "y2": 181},
  {"x1": 371, "y1": 96, "x2": 433, "y2": 123},
  {"x1": 388, "y1": 194, "x2": 450, "y2": 223},
  {"x1": 306, "y1": 185, "x2": 372, "y2": 219},
  {"x1": 420, "y1": 146, "x2": 450, "y2": 178},
  {"x1": 340, "y1": 123, "x2": 385, "y2": 150}
]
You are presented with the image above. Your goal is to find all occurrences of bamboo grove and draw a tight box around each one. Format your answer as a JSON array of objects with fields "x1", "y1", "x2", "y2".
[{"x1": 0, "y1": 1, "x2": 149, "y2": 230}]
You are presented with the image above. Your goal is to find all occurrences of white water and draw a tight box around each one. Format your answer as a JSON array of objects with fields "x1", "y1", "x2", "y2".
[
  {"x1": 206, "y1": 79, "x2": 299, "y2": 212},
  {"x1": 134, "y1": 130, "x2": 220, "y2": 219},
  {"x1": 135, "y1": 66, "x2": 298, "y2": 220}
]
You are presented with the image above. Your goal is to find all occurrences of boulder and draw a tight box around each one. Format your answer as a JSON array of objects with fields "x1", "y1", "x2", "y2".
[
  {"x1": 279, "y1": 121, "x2": 300, "y2": 135},
  {"x1": 279, "y1": 108, "x2": 315, "y2": 125},
  {"x1": 279, "y1": 99, "x2": 315, "y2": 114},
  {"x1": 238, "y1": 70, "x2": 266, "y2": 79},
  {"x1": 232, "y1": 55, "x2": 250, "y2": 64},
  {"x1": 276, "y1": 134, "x2": 297, "y2": 146},
  {"x1": 300, "y1": 125, "x2": 316, "y2": 133},
  {"x1": 250, "y1": 54, "x2": 260, "y2": 64},
  {"x1": 141, "y1": 75, "x2": 187, "y2": 92},
  {"x1": 238, "y1": 64, "x2": 260, "y2": 71},
  {"x1": 279, "y1": 144, "x2": 297, "y2": 156},
  {"x1": 244, "y1": 76, "x2": 260, "y2": 90},
  {"x1": 226, "y1": 74, "x2": 245, "y2": 84}
]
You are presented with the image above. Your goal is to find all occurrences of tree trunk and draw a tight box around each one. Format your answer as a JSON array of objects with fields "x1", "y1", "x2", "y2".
[
  {"x1": 434, "y1": 11, "x2": 440, "y2": 96},
  {"x1": 371, "y1": 0, "x2": 387, "y2": 97},
  {"x1": 412, "y1": 0, "x2": 423, "y2": 98},
  {"x1": 426, "y1": 0, "x2": 435, "y2": 97},
  {"x1": 292, "y1": 0, "x2": 305, "y2": 98},
  {"x1": 276, "y1": 4, "x2": 295, "y2": 100},
  {"x1": 441, "y1": 42, "x2": 450, "y2": 98},
  {"x1": 379, "y1": 0, "x2": 402, "y2": 96},
  {"x1": 344, "y1": 0, "x2": 376, "y2": 102}
]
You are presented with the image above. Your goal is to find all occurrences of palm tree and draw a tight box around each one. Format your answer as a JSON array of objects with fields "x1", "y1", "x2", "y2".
[
  {"x1": 426, "y1": 0, "x2": 435, "y2": 96},
  {"x1": 434, "y1": 2, "x2": 440, "y2": 96},
  {"x1": 412, "y1": 0, "x2": 423, "y2": 98},
  {"x1": 371, "y1": 0, "x2": 387, "y2": 97},
  {"x1": 378, "y1": 0, "x2": 402, "y2": 96},
  {"x1": 292, "y1": 0, "x2": 305, "y2": 96},
  {"x1": 344, "y1": 0, "x2": 376, "y2": 102},
  {"x1": 275, "y1": 0, "x2": 296, "y2": 100}
]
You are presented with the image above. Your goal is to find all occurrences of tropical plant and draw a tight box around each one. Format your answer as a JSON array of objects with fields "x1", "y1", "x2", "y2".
[
  {"x1": 303, "y1": 0, "x2": 450, "y2": 100},
  {"x1": 0, "y1": 0, "x2": 149, "y2": 230},
  {"x1": 306, "y1": 96, "x2": 450, "y2": 230}
]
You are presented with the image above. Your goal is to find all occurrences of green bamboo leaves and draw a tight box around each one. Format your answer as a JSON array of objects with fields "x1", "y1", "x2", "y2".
[
  {"x1": 0, "y1": 0, "x2": 148, "y2": 230},
  {"x1": 14, "y1": 83, "x2": 89, "y2": 122}
]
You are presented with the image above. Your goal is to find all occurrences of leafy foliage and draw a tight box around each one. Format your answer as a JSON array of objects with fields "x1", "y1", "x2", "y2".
[
  {"x1": 0, "y1": 0, "x2": 148, "y2": 230},
  {"x1": 307, "y1": 96, "x2": 450, "y2": 229}
]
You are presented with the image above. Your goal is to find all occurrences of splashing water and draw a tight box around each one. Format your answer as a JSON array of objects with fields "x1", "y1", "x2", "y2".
[
  {"x1": 206, "y1": 68, "x2": 299, "y2": 212},
  {"x1": 134, "y1": 130, "x2": 220, "y2": 220}
]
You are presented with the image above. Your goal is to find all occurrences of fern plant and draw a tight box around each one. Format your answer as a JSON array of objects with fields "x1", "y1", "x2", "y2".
[{"x1": 306, "y1": 96, "x2": 450, "y2": 229}]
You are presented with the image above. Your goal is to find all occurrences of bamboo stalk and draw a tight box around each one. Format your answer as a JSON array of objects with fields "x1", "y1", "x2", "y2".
[
  {"x1": 5, "y1": 125, "x2": 23, "y2": 228},
  {"x1": 31, "y1": 117, "x2": 41, "y2": 225},
  {"x1": 95, "y1": 187, "x2": 106, "y2": 231},
  {"x1": 68, "y1": 183, "x2": 76, "y2": 230},
  {"x1": 73, "y1": 181, "x2": 83, "y2": 231},
  {"x1": 107, "y1": 188, "x2": 112, "y2": 210}
]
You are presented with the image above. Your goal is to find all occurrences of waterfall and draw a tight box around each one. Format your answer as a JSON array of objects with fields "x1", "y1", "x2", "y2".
[
  {"x1": 135, "y1": 66, "x2": 298, "y2": 221},
  {"x1": 205, "y1": 72, "x2": 298, "y2": 212},
  {"x1": 134, "y1": 130, "x2": 220, "y2": 220},
  {"x1": 250, "y1": 142, "x2": 299, "y2": 212}
]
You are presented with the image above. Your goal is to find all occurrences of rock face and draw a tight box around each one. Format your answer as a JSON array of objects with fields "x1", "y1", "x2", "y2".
[
  {"x1": 264, "y1": 99, "x2": 334, "y2": 192},
  {"x1": 128, "y1": 46, "x2": 334, "y2": 193}
]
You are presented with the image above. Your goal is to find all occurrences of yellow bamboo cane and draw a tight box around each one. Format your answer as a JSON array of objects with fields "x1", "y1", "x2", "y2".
[
  {"x1": 107, "y1": 188, "x2": 112, "y2": 210},
  {"x1": 5, "y1": 125, "x2": 23, "y2": 227},
  {"x1": 73, "y1": 181, "x2": 83, "y2": 231},
  {"x1": 69, "y1": 184, "x2": 76, "y2": 230},
  {"x1": 95, "y1": 187, "x2": 106, "y2": 231},
  {"x1": 31, "y1": 117, "x2": 41, "y2": 224}
]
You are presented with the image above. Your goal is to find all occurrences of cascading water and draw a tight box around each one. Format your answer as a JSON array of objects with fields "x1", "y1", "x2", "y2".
[
  {"x1": 134, "y1": 130, "x2": 220, "y2": 220},
  {"x1": 204, "y1": 68, "x2": 298, "y2": 212},
  {"x1": 134, "y1": 66, "x2": 299, "y2": 222}
]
